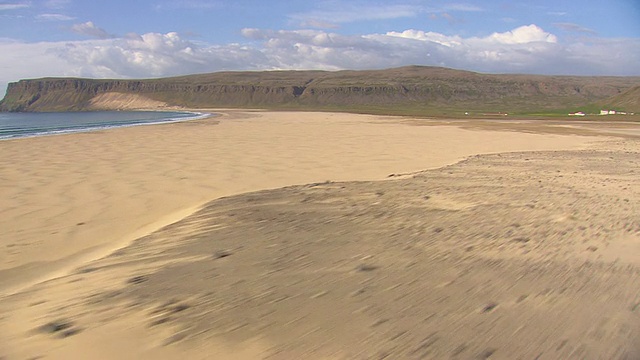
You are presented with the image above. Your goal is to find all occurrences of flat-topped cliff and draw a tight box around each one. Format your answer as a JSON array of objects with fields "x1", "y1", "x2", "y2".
[{"x1": 2, "y1": 66, "x2": 639, "y2": 113}]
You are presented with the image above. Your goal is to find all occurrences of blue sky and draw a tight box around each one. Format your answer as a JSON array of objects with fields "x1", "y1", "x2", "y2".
[{"x1": 1, "y1": 0, "x2": 639, "y2": 96}]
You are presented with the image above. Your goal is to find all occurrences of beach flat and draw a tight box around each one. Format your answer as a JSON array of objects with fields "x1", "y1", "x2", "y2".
[{"x1": 1, "y1": 110, "x2": 638, "y2": 359}]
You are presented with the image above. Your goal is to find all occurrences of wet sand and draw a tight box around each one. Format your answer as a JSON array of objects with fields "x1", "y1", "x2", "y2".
[{"x1": 1, "y1": 111, "x2": 638, "y2": 359}]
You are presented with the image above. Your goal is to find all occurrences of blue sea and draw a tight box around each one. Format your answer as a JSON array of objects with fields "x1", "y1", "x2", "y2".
[{"x1": 0, "y1": 111, "x2": 211, "y2": 140}]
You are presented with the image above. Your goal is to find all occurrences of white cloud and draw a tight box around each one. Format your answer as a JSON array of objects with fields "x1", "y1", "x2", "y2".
[
  {"x1": 553, "y1": 22, "x2": 597, "y2": 35},
  {"x1": 387, "y1": 29, "x2": 463, "y2": 47},
  {"x1": 0, "y1": 3, "x2": 29, "y2": 10},
  {"x1": 486, "y1": 24, "x2": 557, "y2": 44},
  {"x1": 53, "y1": 32, "x2": 268, "y2": 78},
  {"x1": 36, "y1": 13, "x2": 75, "y2": 21},
  {"x1": 387, "y1": 24, "x2": 557, "y2": 47},
  {"x1": 71, "y1": 21, "x2": 113, "y2": 39}
]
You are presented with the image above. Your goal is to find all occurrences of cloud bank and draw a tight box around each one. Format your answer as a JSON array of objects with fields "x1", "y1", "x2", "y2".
[{"x1": 1, "y1": 23, "x2": 639, "y2": 96}]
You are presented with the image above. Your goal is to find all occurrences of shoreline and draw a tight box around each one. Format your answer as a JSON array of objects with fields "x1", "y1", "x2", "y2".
[{"x1": 0, "y1": 109, "x2": 213, "y2": 141}]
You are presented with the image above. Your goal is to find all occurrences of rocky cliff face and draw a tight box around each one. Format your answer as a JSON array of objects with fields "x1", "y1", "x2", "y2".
[{"x1": 2, "y1": 66, "x2": 639, "y2": 113}]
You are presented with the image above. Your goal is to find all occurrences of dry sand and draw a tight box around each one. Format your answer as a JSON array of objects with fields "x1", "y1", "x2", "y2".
[{"x1": 0, "y1": 110, "x2": 638, "y2": 359}]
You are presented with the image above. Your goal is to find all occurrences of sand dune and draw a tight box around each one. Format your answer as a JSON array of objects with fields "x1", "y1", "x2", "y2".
[
  {"x1": 1, "y1": 111, "x2": 638, "y2": 359},
  {"x1": 0, "y1": 111, "x2": 596, "y2": 294},
  {"x1": 88, "y1": 92, "x2": 170, "y2": 110}
]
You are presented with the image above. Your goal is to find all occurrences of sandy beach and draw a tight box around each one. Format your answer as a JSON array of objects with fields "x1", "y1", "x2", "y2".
[{"x1": 1, "y1": 110, "x2": 639, "y2": 359}]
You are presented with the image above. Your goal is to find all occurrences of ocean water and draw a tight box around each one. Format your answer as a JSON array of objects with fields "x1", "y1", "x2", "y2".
[{"x1": 0, "y1": 110, "x2": 210, "y2": 140}]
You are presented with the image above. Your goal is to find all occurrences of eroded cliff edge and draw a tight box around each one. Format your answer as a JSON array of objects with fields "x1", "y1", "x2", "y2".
[{"x1": 1, "y1": 66, "x2": 639, "y2": 113}]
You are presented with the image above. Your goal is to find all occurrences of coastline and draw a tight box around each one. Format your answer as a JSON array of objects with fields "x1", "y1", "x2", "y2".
[
  {"x1": 2, "y1": 110, "x2": 638, "y2": 358},
  {"x1": 0, "y1": 109, "x2": 212, "y2": 141}
]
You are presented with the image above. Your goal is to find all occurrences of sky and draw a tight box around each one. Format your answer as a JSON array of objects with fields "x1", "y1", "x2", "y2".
[{"x1": 0, "y1": 0, "x2": 639, "y2": 97}]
